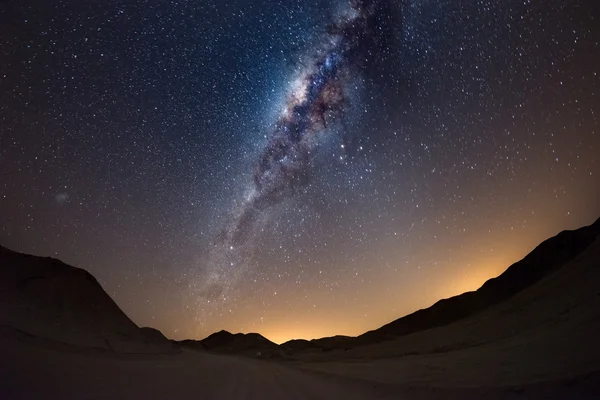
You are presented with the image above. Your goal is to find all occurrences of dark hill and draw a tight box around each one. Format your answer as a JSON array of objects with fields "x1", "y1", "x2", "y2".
[
  {"x1": 356, "y1": 217, "x2": 600, "y2": 344},
  {"x1": 202, "y1": 330, "x2": 279, "y2": 353},
  {"x1": 0, "y1": 245, "x2": 176, "y2": 353},
  {"x1": 177, "y1": 329, "x2": 281, "y2": 358},
  {"x1": 282, "y1": 335, "x2": 355, "y2": 352},
  {"x1": 201, "y1": 329, "x2": 236, "y2": 349},
  {"x1": 281, "y1": 339, "x2": 314, "y2": 350}
]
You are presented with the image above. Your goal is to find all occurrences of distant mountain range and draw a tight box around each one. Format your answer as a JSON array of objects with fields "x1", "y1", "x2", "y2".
[{"x1": 1, "y1": 217, "x2": 598, "y2": 356}]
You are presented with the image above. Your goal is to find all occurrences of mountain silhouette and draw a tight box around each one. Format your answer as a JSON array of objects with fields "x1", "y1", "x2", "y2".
[
  {"x1": 353, "y1": 217, "x2": 600, "y2": 345},
  {"x1": 179, "y1": 330, "x2": 280, "y2": 357},
  {"x1": 0, "y1": 245, "x2": 175, "y2": 353}
]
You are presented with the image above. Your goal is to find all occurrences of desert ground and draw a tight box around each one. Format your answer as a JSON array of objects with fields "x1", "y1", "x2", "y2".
[
  {"x1": 1, "y1": 336, "x2": 380, "y2": 400},
  {"x1": 1, "y1": 324, "x2": 598, "y2": 400}
]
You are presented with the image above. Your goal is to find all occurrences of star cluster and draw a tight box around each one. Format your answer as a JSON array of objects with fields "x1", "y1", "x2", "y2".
[{"x1": 1, "y1": 0, "x2": 599, "y2": 343}]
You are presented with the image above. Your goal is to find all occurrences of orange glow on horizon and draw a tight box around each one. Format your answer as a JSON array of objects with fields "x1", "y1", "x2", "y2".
[
  {"x1": 253, "y1": 231, "x2": 557, "y2": 345},
  {"x1": 147, "y1": 216, "x2": 596, "y2": 345}
]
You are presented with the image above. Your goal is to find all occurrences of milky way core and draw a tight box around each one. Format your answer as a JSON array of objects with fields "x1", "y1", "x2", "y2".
[{"x1": 198, "y1": 0, "x2": 387, "y2": 303}]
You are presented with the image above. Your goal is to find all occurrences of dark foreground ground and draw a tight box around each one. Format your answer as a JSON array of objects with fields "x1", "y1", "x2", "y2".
[
  {"x1": 1, "y1": 333, "x2": 599, "y2": 400},
  {"x1": 0, "y1": 336, "x2": 376, "y2": 400}
]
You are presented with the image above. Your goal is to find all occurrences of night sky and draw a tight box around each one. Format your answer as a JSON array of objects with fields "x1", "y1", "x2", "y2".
[{"x1": 1, "y1": 0, "x2": 599, "y2": 343}]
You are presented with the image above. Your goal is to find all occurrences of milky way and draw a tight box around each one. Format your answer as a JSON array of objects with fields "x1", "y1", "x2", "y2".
[
  {"x1": 4, "y1": 0, "x2": 599, "y2": 342},
  {"x1": 199, "y1": 0, "x2": 388, "y2": 301}
]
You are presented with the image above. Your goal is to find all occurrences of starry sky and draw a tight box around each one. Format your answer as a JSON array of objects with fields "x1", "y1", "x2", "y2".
[{"x1": 1, "y1": 0, "x2": 599, "y2": 344}]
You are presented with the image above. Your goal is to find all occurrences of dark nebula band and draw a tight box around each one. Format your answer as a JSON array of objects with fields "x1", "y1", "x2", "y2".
[
  {"x1": 195, "y1": 0, "x2": 389, "y2": 304},
  {"x1": 222, "y1": 0, "x2": 385, "y2": 248}
]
